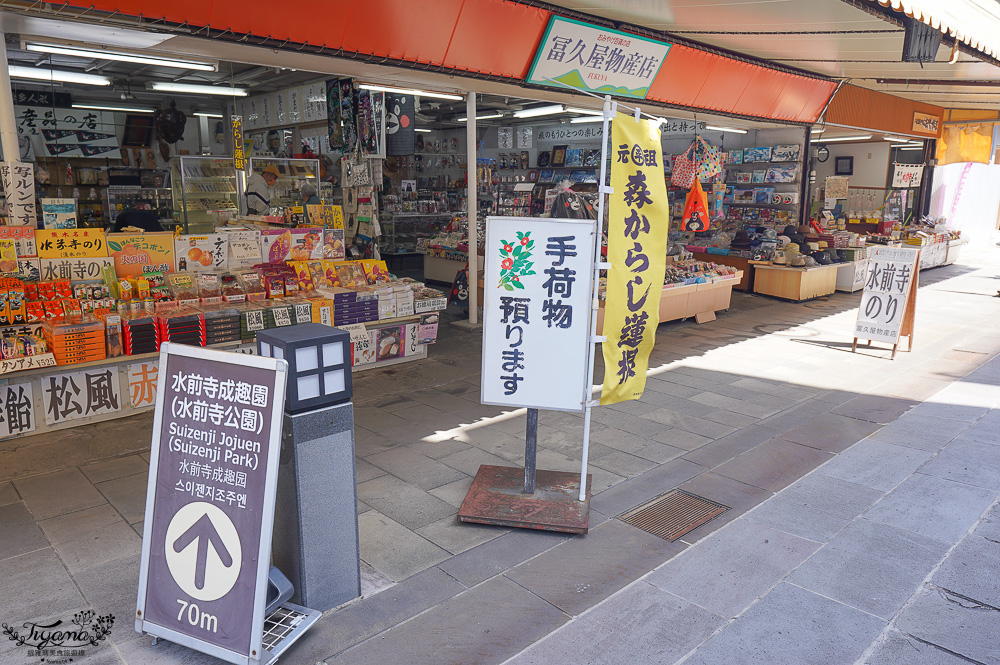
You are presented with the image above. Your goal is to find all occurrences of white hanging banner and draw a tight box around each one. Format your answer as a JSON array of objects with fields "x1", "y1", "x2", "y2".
[
  {"x1": 481, "y1": 216, "x2": 597, "y2": 412},
  {"x1": 891, "y1": 163, "x2": 924, "y2": 188}
]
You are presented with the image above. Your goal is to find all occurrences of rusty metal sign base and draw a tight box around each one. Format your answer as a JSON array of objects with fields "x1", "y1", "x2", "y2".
[{"x1": 458, "y1": 465, "x2": 592, "y2": 534}]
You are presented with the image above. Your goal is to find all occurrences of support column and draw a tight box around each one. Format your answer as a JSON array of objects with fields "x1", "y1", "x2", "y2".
[
  {"x1": 0, "y1": 34, "x2": 21, "y2": 162},
  {"x1": 466, "y1": 92, "x2": 479, "y2": 324}
]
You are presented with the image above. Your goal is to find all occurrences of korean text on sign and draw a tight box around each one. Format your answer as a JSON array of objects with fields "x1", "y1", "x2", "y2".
[
  {"x1": 600, "y1": 112, "x2": 670, "y2": 405},
  {"x1": 854, "y1": 246, "x2": 919, "y2": 344}
]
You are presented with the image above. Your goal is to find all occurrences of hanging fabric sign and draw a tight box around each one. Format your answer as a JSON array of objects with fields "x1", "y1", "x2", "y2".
[
  {"x1": 385, "y1": 93, "x2": 415, "y2": 156},
  {"x1": 600, "y1": 111, "x2": 669, "y2": 405},
  {"x1": 891, "y1": 164, "x2": 924, "y2": 188}
]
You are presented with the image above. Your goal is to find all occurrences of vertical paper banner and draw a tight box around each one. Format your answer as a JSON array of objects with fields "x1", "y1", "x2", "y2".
[
  {"x1": 1, "y1": 162, "x2": 37, "y2": 227},
  {"x1": 326, "y1": 79, "x2": 344, "y2": 151},
  {"x1": 385, "y1": 94, "x2": 415, "y2": 156},
  {"x1": 600, "y1": 112, "x2": 669, "y2": 405}
]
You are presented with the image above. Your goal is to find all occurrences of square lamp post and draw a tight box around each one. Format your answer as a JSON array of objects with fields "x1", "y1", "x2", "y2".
[{"x1": 256, "y1": 323, "x2": 360, "y2": 611}]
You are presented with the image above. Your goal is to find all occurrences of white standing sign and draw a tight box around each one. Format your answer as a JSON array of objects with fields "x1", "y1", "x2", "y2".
[
  {"x1": 854, "y1": 246, "x2": 919, "y2": 344},
  {"x1": 481, "y1": 216, "x2": 596, "y2": 412}
]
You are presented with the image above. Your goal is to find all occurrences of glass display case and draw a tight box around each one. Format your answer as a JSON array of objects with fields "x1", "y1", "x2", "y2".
[
  {"x1": 106, "y1": 186, "x2": 173, "y2": 226},
  {"x1": 247, "y1": 157, "x2": 321, "y2": 210},
  {"x1": 170, "y1": 156, "x2": 238, "y2": 234}
]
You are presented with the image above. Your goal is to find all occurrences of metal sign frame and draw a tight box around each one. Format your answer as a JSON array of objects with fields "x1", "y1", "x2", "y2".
[{"x1": 136, "y1": 342, "x2": 288, "y2": 665}]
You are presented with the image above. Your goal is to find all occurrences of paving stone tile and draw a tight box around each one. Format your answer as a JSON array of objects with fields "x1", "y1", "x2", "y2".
[
  {"x1": 38, "y1": 503, "x2": 124, "y2": 545},
  {"x1": 359, "y1": 560, "x2": 394, "y2": 597},
  {"x1": 366, "y1": 447, "x2": 467, "y2": 491},
  {"x1": 50, "y1": 517, "x2": 141, "y2": 574},
  {"x1": 437, "y1": 528, "x2": 572, "y2": 587},
  {"x1": 284, "y1": 567, "x2": 466, "y2": 664},
  {"x1": 0, "y1": 481, "x2": 17, "y2": 506},
  {"x1": 865, "y1": 473, "x2": 998, "y2": 545},
  {"x1": 356, "y1": 475, "x2": 456, "y2": 530},
  {"x1": 415, "y1": 516, "x2": 507, "y2": 555},
  {"x1": 648, "y1": 520, "x2": 819, "y2": 617},
  {"x1": 907, "y1": 400, "x2": 991, "y2": 423},
  {"x1": 428, "y1": 476, "x2": 475, "y2": 508},
  {"x1": 406, "y1": 389, "x2": 478, "y2": 413},
  {"x1": 702, "y1": 409, "x2": 760, "y2": 428},
  {"x1": 507, "y1": 520, "x2": 686, "y2": 616},
  {"x1": 0, "y1": 548, "x2": 85, "y2": 620},
  {"x1": 0, "y1": 502, "x2": 48, "y2": 560},
  {"x1": 643, "y1": 378, "x2": 702, "y2": 399},
  {"x1": 895, "y1": 587, "x2": 1000, "y2": 665},
  {"x1": 713, "y1": 439, "x2": 833, "y2": 492},
  {"x1": 640, "y1": 408, "x2": 736, "y2": 439},
  {"x1": 975, "y1": 502, "x2": 1000, "y2": 542},
  {"x1": 79, "y1": 455, "x2": 148, "y2": 484},
  {"x1": 918, "y1": 438, "x2": 1000, "y2": 490},
  {"x1": 780, "y1": 413, "x2": 883, "y2": 453},
  {"x1": 625, "y1": 440, "x2": 687, "y2": 464},
  {"x1": 354, "y1": 457, "x2": 386, "y2": 484},
  {"x1": 681, "y1": 582, "x2": 885, "y2": 665},
  {"x1": 690, "y1": 392, "x2": 781, "y2": 419},
  {"x1": 95, "y1": 471, "x2": 148, "y2": 524},
  {"x1": 73, "y1": 552, "x2": 143, "y2": 644},
  {"x1": 818, "y1": 440, "x2": 933, "y2": 491},
  {"x1": 506, "y1": 581, "x2": 723, "y2": 665},
  {"x1": 652, "y1": 427, "x2": 714, "y2": 451},
  {"x1": 327, "y1": 576, "x2": 569, "y2": 665},
  {"x1": 831, "y1": 395, "x2": 919, "y2": 425},
  {"x1": 865, "y1": 630, "x2": 971, "y2": 665},
  {"x1": 591, "y1": 450, "x2": 658, "y2": 478},
  {"x1": 406, "y1": 438, "x2": 472, "y2": 460},
  {"x1": 930, "y1": 534, "x2": 1000, "y2": 608},
  {"x1": 865, "y1": 413, "x2": 971, "y2": 451},
  {"x1": 13, "y1": 468, "x2": 107, "y2": 520},
  {"x1": 358, "y1": 510, "x2": 450, "y2": 582},
  {"x1": 591, "y1": 408, "x2": 675, "y2": 438},
  {"x1": 745, "y1": 474, "x2": 883, "y2": 543},
  {"x1": 438, "y1": 446, "x2": 513, "y2": 477},
  {"x1": 755, "y1": 398, "x2": 834, "y2": 437},
  {"x1": 675, "y1": 473, "x2": 772, "y2": 542},
  {"x1": 117, "y1": 635, "x2": 221, "y2": 664},
  {"x1": 682, "y1": 426, "x2": 779, "y2": 468},
  {"x1": 730, "y1": 377, "x2": 818, "y2": 401},
  {"x1": 788, "y1": 519, "x2": 950, "y2": 619},
  {"x1": 590, "y1": 458, "x2": 706, "y2": 517},
  {"x1": 605, "y1": 398, "x2": 663, "y2": 416},
  {"x1": 352, "y1": 406, "x2": 412, "y2": 433}
]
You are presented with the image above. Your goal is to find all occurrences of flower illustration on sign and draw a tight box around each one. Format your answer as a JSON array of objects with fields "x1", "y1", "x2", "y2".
[{"x1": 497, "y1": 231, "x2": 535, "y2": 290}]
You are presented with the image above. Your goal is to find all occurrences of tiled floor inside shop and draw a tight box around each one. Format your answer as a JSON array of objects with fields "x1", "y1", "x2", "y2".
[{"x1": 2, "y1": 247, "x2": 1000, "y2": 665}]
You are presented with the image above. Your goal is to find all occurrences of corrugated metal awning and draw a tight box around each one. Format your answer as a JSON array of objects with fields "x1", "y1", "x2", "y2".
[{"x1": 877, "y1": 0, "x2": 1000, "y2": 60}]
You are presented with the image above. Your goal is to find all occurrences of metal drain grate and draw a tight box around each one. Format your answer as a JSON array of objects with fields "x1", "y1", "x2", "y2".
[{"x1": 618, "y1": 490, "x2": 729, "y2": 541}]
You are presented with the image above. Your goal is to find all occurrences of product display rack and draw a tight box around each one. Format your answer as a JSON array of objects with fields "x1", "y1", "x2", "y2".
[
  {"x1": 381, "y1": 212, "x2": 453, "y2": 255},
  {"x1": 248, "y1": 157, "x2": 321, "y2": 210},
  {"x1": 106, "y1": 186, "x2": 173, "y2": 225},
  {"x1": 171, "y1": 156, "x2": 239, "y2": 234}
]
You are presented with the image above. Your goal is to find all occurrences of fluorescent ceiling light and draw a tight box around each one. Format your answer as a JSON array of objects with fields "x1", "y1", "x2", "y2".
[
  {"x1": 415, "y1": 128, "x2": 431, "y2": 133},
  {"x1": 72, "y1": 103, "x2": 154, "y2": 113},
  {"x1": 148, "y1": 82, "x2": 247, "y2": 96},
  {"x1": 25, "y1": 43, "x2": 216, "y2": 71},
  {"x1": 814, "y1": 134, "x2": 873, "y2": 143},
  {"x1": 457, "y1": 113, "x2": 503, "y2": 122},
  {"x1": 897, "y1": 146, "x2": 923, "y2": 151},
  {"x1": 570, "y1": 116, "x2": 603, "y2": 123},
  {"x1": 193, "y1": 112, "x2": 224, "y2": 118},
  {"x1": 565, "y1": 106, "x2": 602, "y2": 116},
  {"x1": 811, "y1": 128, "x2": 825, "y2": 133},
  {"x1": 358, "y1": 84, "x2": 462, "y2": 101},
  {"x1": 883, "y1": 136, "x2": 920, "y2": 143},
  {"x1": 705, "y1": 125, "x2": 747, "y2": 134},
  {"x1": 513, "y1": 104, "x2": 565, "y2": 118},
  {"x1": 8, "y1": 65, "x2": 110, "y2": 86}
]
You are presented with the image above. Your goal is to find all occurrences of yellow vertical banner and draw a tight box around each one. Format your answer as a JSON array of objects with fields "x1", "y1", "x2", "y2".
[{"x1": 600, "y1": 112, "x2": 669, "y2": 405}]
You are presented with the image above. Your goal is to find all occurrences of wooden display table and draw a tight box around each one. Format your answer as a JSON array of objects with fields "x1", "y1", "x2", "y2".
[
  {"x1": 691, "y1": 253, "x2": 756, "y2": 291},
  {"x1": 753, "y1": 263, "x2": 839, "y2": 301},
  {"x1": 597, "y1": 272, "x2": 742, "y2": 332}
]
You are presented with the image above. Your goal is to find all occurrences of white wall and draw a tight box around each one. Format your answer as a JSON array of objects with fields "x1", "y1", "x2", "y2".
[
  {"x1": 930, "y1": 162, "x2": 1000, "y2": 246},
  {"x1": 810, "y1": 142, "x2": 891, "y2": 197}
]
